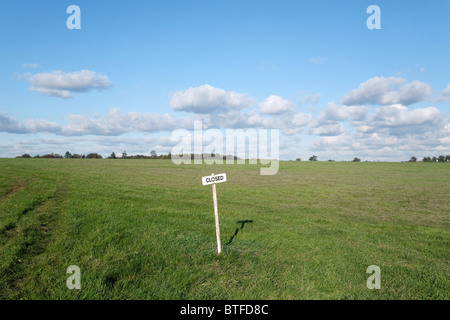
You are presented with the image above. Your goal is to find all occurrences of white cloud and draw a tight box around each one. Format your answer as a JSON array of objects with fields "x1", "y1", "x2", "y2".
[
  {"x1": 302, "y1": 93, "x2": 321, "y2": 106},
  {"x1": 355, "y1": 105, "x2": 447, "y2": 136},
  {"x1": 0, "y1": 112, "x2": 62, "y2": 134},
  {"x1": 395, "y1": 80, "x2": 432, "y2": 105},
  {"x1": 170, "y1": 84, "x2": 253, "y2": 113},
  {"x1": 310, "y1": 105, "x2": 450, "y2": 161},
  {"x1": 320, "y1": 101, "x2": 369, "y2": 121},
  {"x1": 202, "y1": 109, "x2": 277, "y2": 131},
  {"x1": 26, "y1": 70, "x2": 112, "y2": 98},
  {"x1": 307, "y1": 102, "x2": 365, "y2": 137},
  {"x1": 2, "y1": 76, "x2": 449, "y2": 161},
  {"x1": 38, "y1": 137, "x2": 83, "y2": 145},
  {"x1": 291, "y1": 112, "x2": 312, "y2": 127},
  {"x1": 22, "y1": 63, "x2": 38, "y2": 68},
  {"x1": 282, "y1": 112, "x2": 313, "y2": 135},
  {"x1": 62, "y1": 108, "x2": 194, "y2": 136},
  {"x1": 22, "y1": 118, "x2": 63, "y2": 134},
  {"x1": 0, "y1": 109, "x2": 193, "y2": 136},
  {"x1": 439, "y1": 84, "x2": 450, "y2": 102},
  {"x1": 30, "y1": 87, "x2": 74, "y2": 99},
  {"x1": 310, "y1": 129, "x2": 450, "y2": 162},
  {"x1": 341, "y1": 77, "x2": 431, "y2": 106},
  {"x1": 310, "y1": 122, "x2": 344, "y2": 136},
  {"x1": 0, "y1": 112, "x2": 26, "y2": 134},
  {"x1": 93, "y1": 136, "x2": 155, "y2": 147},
  {"x1": 259, "y1": 95, "x2": 293, "y2": 114}
]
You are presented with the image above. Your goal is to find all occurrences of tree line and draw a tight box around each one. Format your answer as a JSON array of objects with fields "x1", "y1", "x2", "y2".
[
  {"x1": 16, "y1": 152, "x2": 450, "y2": 162},
  {"x1": 16, "y1": 150, "x2": 172, "y2": 159},
  {"x1": 294, "y1": 155, "x2": 450, "y2": 162},
  {"x1": 409, "y1": 155, "x2": 450, "y2": 163},
  {"x1": 15, "y1": 151, "x2": 241, "y2": 160}
]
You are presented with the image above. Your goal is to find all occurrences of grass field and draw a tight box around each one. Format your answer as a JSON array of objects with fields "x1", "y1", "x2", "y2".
[{"x1": 0, "y1": 158, "x2": 448, "y2": 300}]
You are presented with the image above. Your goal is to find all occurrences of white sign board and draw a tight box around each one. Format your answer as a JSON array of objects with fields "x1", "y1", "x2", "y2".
[{"x1": 202, "y1": 173, "x2": 227, "y2": 186}]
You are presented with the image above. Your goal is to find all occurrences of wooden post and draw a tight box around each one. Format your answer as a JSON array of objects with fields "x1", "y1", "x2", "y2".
[
  {"x1": 211, "y1": 173, "x2": 222, "y2": 254},
  {"x1": 202, "y1": 172, "x2": 226, "y2": 254}
]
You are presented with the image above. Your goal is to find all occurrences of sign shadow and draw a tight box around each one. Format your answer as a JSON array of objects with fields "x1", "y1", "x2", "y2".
[{"x1": 225, "y1": 220, "x2": 254, "y2": 246}]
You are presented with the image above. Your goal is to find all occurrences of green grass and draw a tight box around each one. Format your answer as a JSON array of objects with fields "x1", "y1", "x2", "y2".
[{"x1": 0, "y1": 159, "x2": 448, "y2": 299}]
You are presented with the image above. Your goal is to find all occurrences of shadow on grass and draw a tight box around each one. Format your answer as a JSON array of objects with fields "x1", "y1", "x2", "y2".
[{"x1": 225, "y1": 220, "x2": 253, "y2": 245}]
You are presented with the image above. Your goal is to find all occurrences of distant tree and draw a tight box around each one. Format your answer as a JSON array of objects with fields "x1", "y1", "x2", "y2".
[
  {"x1": 409, "y1": 156, "x2": 417, "y2": 162},
  {"x1": 432, "y1": 156, "x2": 437, "y2": 162},
  {"x1": 295, "y1": 158, "x2": 301, "y2": 161},
  {"x1": 82, "y1": 154, "x2": 86, "y2": 159},
  {"x1": 86, "y1": 153, "x2": 102, "y2": 159},
  {"x1": 41, "y1": 153, "x2": 55, "y2": 158},
  {"x1": 109, "y1": 152, "x2": 117, "y2": 159},
  {"x1": 72, "y1": 154, "x2": 82, "y2": 159},
  {"x1": 16, "y1": 153, "x2": 31, "y2": 158},
  {"x1": 446, "y1": 155, "x2": 450, "y2": 162},
  {"x1": 150, "y1": 150, "x2": 157, "y2": 159},
  {"x1": 309, "y1": 155, "x2": 318, "y2": 161},
  {"x1": 438, "y1": 155, "x2": 445, "y2": 163},
  {"x1": 352, "y1": 157, "x2": 361, "y2": 162},
  {"x1": 422, "y1": 156, "x2": 431, "y2": 162},
  {"x1": 64, "y1": 151, "x2": 72, "y2": 159},
  {"x1": 122, "y1": 151, "x2": 128, "y2": 159}
]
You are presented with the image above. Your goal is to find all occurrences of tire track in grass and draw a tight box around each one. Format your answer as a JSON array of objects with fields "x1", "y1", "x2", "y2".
[
  {"x1": 0, "y1": 180, "x2": 67, "y2": 299},
  {"x1": 0, "y1": 192, "x2": 46, "y2": 237},
  {"x1": 0, "y1": 177, "x2": 55, "y2": 236},
  {"x1": 0, "y1": 177, "x2": 28, "y2": 203}
]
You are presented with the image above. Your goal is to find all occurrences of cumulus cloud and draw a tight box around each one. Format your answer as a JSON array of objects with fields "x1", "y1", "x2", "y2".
[
  {"x1": 202, "y1": 109, "x2": 277, "y2": 131},
  {"x1": 439, "y1": 84, "x2": 450, "y2": 102},
  {"x1": 311, "y1": 127, "x2": 450, "y2": 162},
  {"x1": 0, "y1": 109, "x2": 193, "y2": 136},
  {"x1": 353, "y1": 105, "x2": 447, "y2": 136},
  {"x1": 307, "y1": 102, "x2": 365, "y2": 137},
  {"x1": 310, "y1": 122, "x2": 345, "y2": 136},
  {"x1": 0, "y1": 112, "x2": 27, "y2": 134},
  {"x1": 291, "y1": 112, "x2": 313, "y2": 127},
  {"x1": 170, "y1": 84, "x2": 253, "y2": 113},
  {"x1": 340, "y1": 77, "x2": 431, "y2": 106},
  {"x1": 282, "y1": 112, "x2": 313, "y2": 135},
  {"x1": 259, "y1": 95, "x2": 293, "y2": 114},
  {"x1": 310, "y1": 104, "x2": 450, "y2": 161},
  {"x1": 22, "y1": 118, "x2": 63, "y2": 134},
  {"x1": 3, "y1": 75, "x2": 449, "y2": 161},
  {"x1": 62, "y1": 109, "x2": 194, "y2": 136},
  {"x1": 26, "y1": 70, "x2": 112, "y2": 98},
  {"x1": 320, "y1": 102, "x2": 369, "y2": 121},
  {"x1": 301, "y1": 93, "x2": 321, "y2": 106},
  {"x1": 0, "y1": 112, "x2": 62, "y2": 134}
]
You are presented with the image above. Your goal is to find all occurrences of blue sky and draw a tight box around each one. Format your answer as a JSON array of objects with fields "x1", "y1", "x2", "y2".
[{"x1": 1, "y1": 0, "x2": 449, "y2": 161}]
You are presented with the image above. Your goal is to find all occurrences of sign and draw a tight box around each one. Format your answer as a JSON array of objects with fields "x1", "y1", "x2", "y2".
[
  {"x1": 202, "y1": 173, "x2": 227, "y2": 254},
  {"x1": 202, "y1": 173, "x2": 227, "y2": 186}
]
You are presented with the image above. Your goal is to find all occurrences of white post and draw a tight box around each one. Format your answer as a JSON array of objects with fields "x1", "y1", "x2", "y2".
[{"x1": 211, "y1": 173, "x2": 222, "y2": 254}]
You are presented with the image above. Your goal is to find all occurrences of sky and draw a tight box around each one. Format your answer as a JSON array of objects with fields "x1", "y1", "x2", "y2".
[{"x1": 0, "y1": 0, "x2": 449, "y2": 161}]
